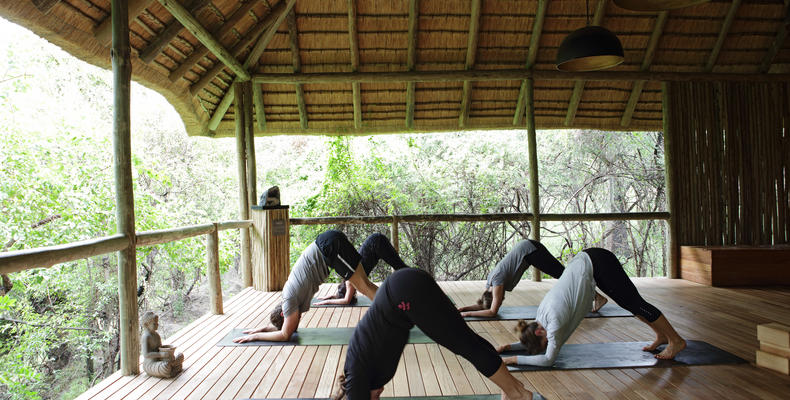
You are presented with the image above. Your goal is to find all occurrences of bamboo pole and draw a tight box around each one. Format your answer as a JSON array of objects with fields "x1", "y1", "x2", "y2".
[
  {"x1": 206, "y1": 226, "x2": 223, "y2": 315},
  {"x1": 136, "y1": 223, "x2": 215, "y2": 247},
  {"x1": 217, "y1": 220, "x2": 253, "y2": 230},
  {"x1": 0, "y1": 235, "x2": 128, "y2": 275},
  {"x1": 111, "y1": 0, "x2": 139, "y2": 376},
  {"x1": 525, "y1": 77, "x2": 541, "y2": 282},
  {"x1": 405, "y1": 0, "x2": 418, "y2": 129},
  {"x1": 289, "y1": 212, "x2": 669, "y2": 225},
  {"x1": 138, "y1": 0, "x2": 210, "y2": 63},
  {"x1": 662, "y1": 82, "x2": 679, "y2": 278},
  {"x1": 95, "y1": 0, "x2": 151, "y2": 45},
  {"x1": 235, "y1": 82, "x2": 252, "y2": 287},
  {"x1": 391, "y1": 216, "x2": 400, "y2": 253},
  {"x1": 243, "y1": 81, "x2": 257, "y2": 207},
  {"x1": 513, "y1": 0, "x2": 547, "y2": 126}
]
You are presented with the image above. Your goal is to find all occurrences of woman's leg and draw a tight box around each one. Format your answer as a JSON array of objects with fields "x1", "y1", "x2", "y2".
[
  {"x1": 523, "y1": 240, "x2": 564, "y2": 279},
  {"x1": 585, "y1": 248, "x2": 685, "y2": 358},
  {"x1": 358, "y1": 233, "x2": 409, "y2": 274}
]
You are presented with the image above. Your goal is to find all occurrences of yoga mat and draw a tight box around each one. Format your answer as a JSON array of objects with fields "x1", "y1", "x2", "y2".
[
  {"x1": 241, "y1": 395, "x2": 546, "y2": 400},
  {"x1": 464, "y1": 303, "x2": 632, "y2": 321},
  {"x1": 217, "y1": 327, "x2": 434, "y2": 346},
  {"x1": 310, "y1": 296, "x2": 374, "y2": 307},
  {"x1": 504, "y1": 340, "x2": 746, "y2": 371}
]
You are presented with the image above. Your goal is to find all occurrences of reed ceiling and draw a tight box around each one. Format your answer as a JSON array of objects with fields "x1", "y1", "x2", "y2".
[{"x1": 2, "y1": 0, "x2": 789, "y2": 137}]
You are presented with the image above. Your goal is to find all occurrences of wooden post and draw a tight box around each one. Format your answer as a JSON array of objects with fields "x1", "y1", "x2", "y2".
[
  {"x1": 391, "y1": 216, "x2": 400, "y2": 253},
  {"x1": 235, "y1": 82, "x2": 252, "y2": 287},
  {"x1": 243, "y1": 81, "x2": 257, "y2": 207},
  {"x1": 251, "y1": 207, "x2": 291, "y2": 291},
  {"x1": 525, "y1": 77, "x2": 542, "y2": 282},
  {"x1": 206, "y1": 226, "x2": 223, "y2": 314},
  {"x1": 111, "y1": 0, "x2": 139, "y2": 376},
  {"x1": 662, "y1": 82, "x2": 679, "y2": 278}
]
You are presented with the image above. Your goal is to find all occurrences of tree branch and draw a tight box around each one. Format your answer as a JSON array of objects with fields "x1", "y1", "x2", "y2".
[{"x1": 1, "y1": 317, "x2": 100, "y2": 332}]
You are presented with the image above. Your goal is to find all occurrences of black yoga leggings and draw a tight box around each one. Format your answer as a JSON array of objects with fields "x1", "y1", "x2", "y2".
[
  {"x1": 358, "y1": 233, "x2": 409, "y2": 275},
  {"x1": 524, "y1": 240, "x2": 566, "y2": 279},
  {"x1": 584, "y1": 248, "x2": 662, "y2": 322},
  {"x1": 343, "y1": 268, "x2": 501, "y2": 399}
]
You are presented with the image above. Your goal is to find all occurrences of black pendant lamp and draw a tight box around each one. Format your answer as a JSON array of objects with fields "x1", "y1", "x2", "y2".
[
  {"x1": 555, "y1": 0, "x2": 624, "y2": 72},
  {"x1": 613, "y1": 0, "x2": 709, "y2": 12}
]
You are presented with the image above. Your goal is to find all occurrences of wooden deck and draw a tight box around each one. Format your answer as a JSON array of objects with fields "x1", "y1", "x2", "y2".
[{"x1": 77, "y1": 278, "x2": 790, "y2": 399}]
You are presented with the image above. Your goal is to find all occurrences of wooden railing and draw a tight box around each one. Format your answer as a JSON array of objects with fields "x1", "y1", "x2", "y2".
[{"x1": 0, "y1": 220, "x2": 252, "y2": 315}]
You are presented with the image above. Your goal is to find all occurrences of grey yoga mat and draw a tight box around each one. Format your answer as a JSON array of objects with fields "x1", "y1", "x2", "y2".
[
  {"x1": 217, "y1": 327, "x2": 434, "y2": 346},
  {"x1": 504, "y1": 340, "x2": 746, "y2": 371},
  {"x1": 241, "y1": 395, "x2": 546, "y2": 400},
  {"x1": 310, "y1": 296, "x2": 374, "y2": 307},
  {"x1": 464, "y1": 303, "x2": 632, "y2": 321}
]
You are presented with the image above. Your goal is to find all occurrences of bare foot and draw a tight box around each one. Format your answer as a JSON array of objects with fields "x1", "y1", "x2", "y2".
[
  {"x1": 643, "y1": 335, "x2": 667, "y2": 352},
  {"x1": 655, "y1": 338, "x2": 687, "y2": 360},
  {"x1": 591, "y1": 292, "x2": 608, "y2": 313}
]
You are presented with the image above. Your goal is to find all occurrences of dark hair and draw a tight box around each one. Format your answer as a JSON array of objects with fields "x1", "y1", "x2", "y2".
[
  {"x1": 270, "y1": 302, "x2": 284, "y2": 330},
  {"x1": 477, "y1": 290, "x2": 493, "y2": 309},
  {"x1": 332, "y1": 374, "x2": 347, "y2": 400},
  {"x1": 515, "y1": 320, "x2": 544, "y2": 355},
  {"x1": 334, "y1": 281, "x2": 358, "y2": 305}
]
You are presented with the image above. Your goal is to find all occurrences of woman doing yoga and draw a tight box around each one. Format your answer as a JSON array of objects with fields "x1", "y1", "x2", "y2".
[
  {"x1": 314, "y1": 233, "x2": 409, "y2": 306},
  {"x1": 233, "y1": 230, "x2": 391, "y2": 343},
  {"x1": 499, "y1": 248, "x2": 686, "y2": 366},
  {"x1": 335, "y1": 268, "x2": 539, "y2": 400},
  {"x1": 458, "y1": 240, "x2": 607, "y2": 318}
]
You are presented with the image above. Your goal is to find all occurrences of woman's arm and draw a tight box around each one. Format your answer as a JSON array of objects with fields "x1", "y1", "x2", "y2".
[
  {"x1": 233, "y1": 312, "x2": 300, "y2": 343},
  {"x1": 347, "y1": 265, "x2": 378, "y2": 300},
  {"x1": 460, "y1": 285, "x2": 505, "y2": 317},
  {"x1": 457, "y1": 303, "x2": 484, "y2": 312},
  {"x1": 314, "y1": 281, "x2": 357, "y2": 305},
  {"x1": 504, "y1": 339, "x2": 559, "y2": 367}
]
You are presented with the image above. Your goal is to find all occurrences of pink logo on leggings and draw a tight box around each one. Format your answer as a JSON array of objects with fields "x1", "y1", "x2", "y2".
[{"x1": 397, "y1": 301, "x2": 410, "y2": 311}]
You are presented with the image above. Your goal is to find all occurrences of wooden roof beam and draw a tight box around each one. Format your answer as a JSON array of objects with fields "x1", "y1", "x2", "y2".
[
  {"x1": 139, "y1": 0, "x2": 212, "y2": 64},
  {"x1": 759, "y1": 0, "x2": 790, "y2": 73},
  {"x1": 209, "y1": 0, "x2": 297, "y2": 132},
  {"x1": 406, "y1": 0, "x2": 418, "y2": 129},
  {"x1": 705, "y1": 0, "x2": 741, "y2": 72},
  {"x1": 288, "y1": 10, "x2": 308, "y2": 130},
  {"x1": 513, "y1": 0, "x2": 547, "y2": 126},
  {"x1": 168, "y1": 0, "x2": 269, "y2": 82},
  {"x1": 348, "y1": 0, "x2": 361, "y2": 129},
  {"x1": 252, "y1": 69, "x2": 790, "y2": 84},
  {"x1": 620, "y1": 11, "x2": 668, "y2": 127},
  {"x1": 459, "y1": 0, "x2": 481, "y2": 128},
  {"x1": 94, "y1": 0, "x2": 153, "y2": 45},
  {"x1": 33, "y1": 0, "x2": 61, "y2": 15},
  {"x1": 565, "y1": 0, "x2": 608, "y2": 127},
  {"x1": 157, "y1": 0, "x2": 249, "y2": 81}
]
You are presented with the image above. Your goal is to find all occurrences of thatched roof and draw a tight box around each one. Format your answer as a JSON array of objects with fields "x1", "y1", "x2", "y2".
[{"x1": 2, "y1": 0, "x2": 788, "y2": 137}]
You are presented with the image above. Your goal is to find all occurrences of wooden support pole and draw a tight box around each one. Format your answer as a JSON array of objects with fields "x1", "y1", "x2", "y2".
[
  {"x1": 662, "y1": 82, "x2": 679, "y2": 278},
  {"x1": 32, "y1": 0, "x2": 61, "y2": 14},
  {"x1": 208, "y1": 0, "x2": 297, "y2": 132},
  {"x1": 565, "y1": 0, "x2": 608, "y2": 127},
  {"x1": 287, "y1": 10, "x2": 308, "y2": 129},
  {"x1": 525, "y1": 77, "x2": 541, "y2": 282},
  {"x1": 253, "y1": 83, "x2": 266, "y2": 131},
  {"x1": 235, "y1": 82, "x2": 252, "y2": 287},
  {"x1": 96, "y1": 0, "x2": 152, "y2": 45},
  {"x1": 514, "y1": 0, "x2": 547, "y2": 126},
  {"x1": 391, "y1": 216, "x2": 400, "y2": 253},
  {"x1": 206, "y1": 226, "x2": 223, "y2": 315},
  {"x1": 244, "y1": 81, "x2": 257, "y2": 206},
  {"x1": 157, "y1": 0, "x2": 250, "y2": 81},
  {"x1": 405, "y1": 0, "x2": 418, "y2": 129},
  {"x1": 139, "y1": 0, "x2": 210, "y2": 63},
  {"x1": 459, "y1": 0, "x2": 481, "y2": 128},
  {"x1": 347, "y1": 0, "x2": 362, "y2": 129},
  {"x1": 111, "y1": 0, "x2": 139, "y2": 376}
]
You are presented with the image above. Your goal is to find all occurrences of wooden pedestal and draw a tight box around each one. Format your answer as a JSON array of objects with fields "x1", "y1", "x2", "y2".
[
  {"x1": 680, "y1": 246, "x2": 790, "y2": 287},
  {"x1": 251, "y1": 206, "x2": 290, "y2": 291}
]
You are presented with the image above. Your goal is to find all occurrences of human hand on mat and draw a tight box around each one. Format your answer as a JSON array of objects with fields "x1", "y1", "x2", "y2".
[
  {"x1": 241, "y1": 326, "x2": 274, "y2": 335},
  {"x1": 496, "y1": 343, "x2": 511, "y2": 353},
  {"x1": 501, "y1": 356, "x2": 518, "y2": 365},
  {"x1": 232, "y1": 333, "x2": 266, "y2": 343}
]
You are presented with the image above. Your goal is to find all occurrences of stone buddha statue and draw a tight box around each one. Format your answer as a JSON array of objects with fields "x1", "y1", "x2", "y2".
[{"x1": 141, "y1": 311, "x2": 183, "y2": 378}]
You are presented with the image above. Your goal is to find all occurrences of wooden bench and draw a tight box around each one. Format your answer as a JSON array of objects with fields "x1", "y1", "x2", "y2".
[{"x1": 680, "y1": 246, "x2": 790, "y2": 287}]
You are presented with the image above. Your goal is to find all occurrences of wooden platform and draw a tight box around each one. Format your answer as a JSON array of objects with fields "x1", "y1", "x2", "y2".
[
  {"x1": 77, "y1": 279, "x2": 790, "y2": 399},
  {"x1": 680, "y1": 246, "x2": 790, "y2": 286}
]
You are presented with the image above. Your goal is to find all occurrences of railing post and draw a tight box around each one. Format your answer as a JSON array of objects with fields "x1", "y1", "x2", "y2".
[
  {"x1": 206, "y1": 224, "x2": 223, "y2": 315},
  {"x1": 391, "y1": 216, "x2": 400, "y2": 253},
  {"x1": 111, "y1": 0, "x2": 139, "y2": 375},
  {"x1": 525, "y1": 77, "x2": 542, "y2": 282}
]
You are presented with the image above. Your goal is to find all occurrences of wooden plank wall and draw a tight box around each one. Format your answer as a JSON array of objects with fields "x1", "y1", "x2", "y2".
[{"x1": 666, "y1": 81, "x2": 790, "y2": 246}]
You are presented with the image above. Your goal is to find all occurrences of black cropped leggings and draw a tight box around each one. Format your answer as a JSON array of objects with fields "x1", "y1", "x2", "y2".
[
  {"x1": 524, "y1": 240, "x2": 566, "y2": 279},
  {"x1": 358, "y1": 233, "x2": 409, "y2": 275},
  {"x1": 584, "y1": 248, "x2": 662, "y2": 322}
]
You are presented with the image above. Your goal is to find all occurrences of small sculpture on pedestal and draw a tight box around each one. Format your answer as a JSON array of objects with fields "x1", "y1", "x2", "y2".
[{"x1": 141, "y1": 311, "x2": 183, "y2": 378}]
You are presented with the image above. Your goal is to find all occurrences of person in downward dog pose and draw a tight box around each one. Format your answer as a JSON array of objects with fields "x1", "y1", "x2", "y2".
[
  {"x1": 233, "y1": 230, "x2": 381, "y2": 343},
  {"x1": 498, "y1": 248, "x2": 686, "y2": 366},
  {"x1": 458, "y1": 239, "x2": 607, "y2": 318},
  {"x1": 314, "y1": 232, "x2": 409, "y2": 306},
  {"x1": 334, "y1": 267, "x2": 540, "y2": 400}
]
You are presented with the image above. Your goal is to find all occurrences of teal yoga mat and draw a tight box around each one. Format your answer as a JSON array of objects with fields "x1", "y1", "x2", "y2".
[
  {"x1": 504, "y1": 340, "x2": 746, "y2": 371},
  {"x1": 217, "y1": 327, "x2": 434, "y2": 346}
]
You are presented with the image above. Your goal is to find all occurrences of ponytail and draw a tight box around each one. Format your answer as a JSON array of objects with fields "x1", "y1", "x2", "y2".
[{"x1": 333, "y1": 374, "x2": 347, "y2": 400}]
